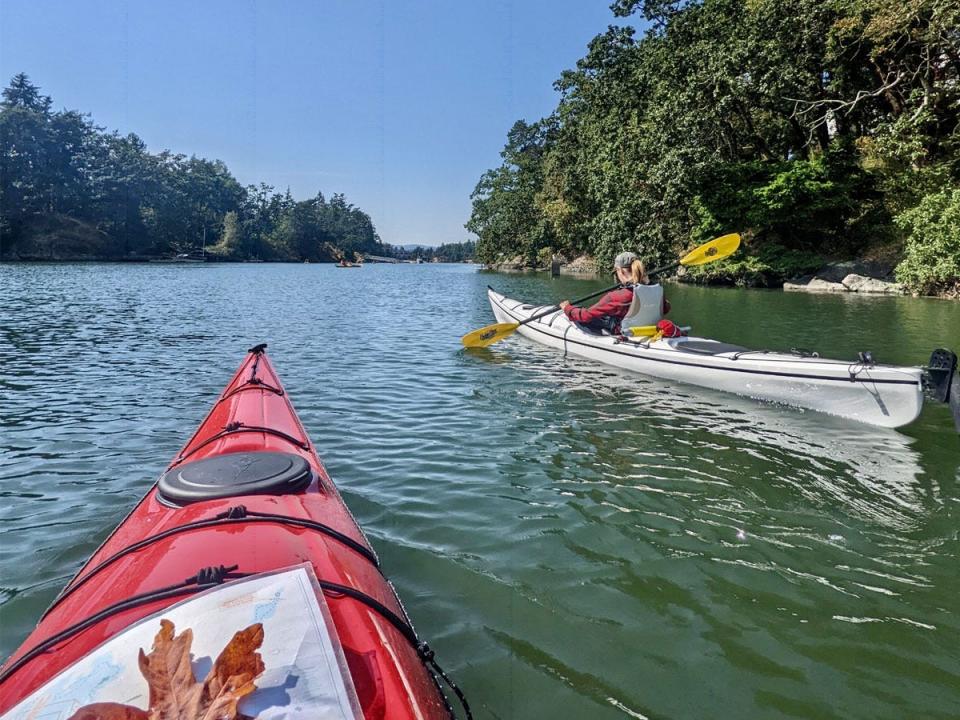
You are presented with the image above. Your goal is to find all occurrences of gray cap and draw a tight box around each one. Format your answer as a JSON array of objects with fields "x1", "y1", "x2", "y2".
[{"x1": 614, "y1": 251, "x2": 638, "y2": 268}]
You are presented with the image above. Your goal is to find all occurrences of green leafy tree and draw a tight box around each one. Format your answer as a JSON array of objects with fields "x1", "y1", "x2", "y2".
[
  {"x1": 466, "y1": 0, "x2": 959, "y2": 292},
  {"x1": 467, "y1": 119, "x2": 557, "y2": 265},
  {"x1": 894, "y1": 187, "x2": 960, "y2": 295},
  {"x1": 209, "y1": 210, "x2": 250, "y2": 259}
]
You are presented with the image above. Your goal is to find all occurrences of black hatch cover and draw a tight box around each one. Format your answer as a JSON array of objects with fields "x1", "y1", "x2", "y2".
[{"x1": 158, "y1": 451, "x2": 312, "y2": 505}]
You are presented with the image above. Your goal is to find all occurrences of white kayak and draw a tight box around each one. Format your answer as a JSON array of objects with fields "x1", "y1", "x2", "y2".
[{"x1": 487, "y1": 287, "x2": 928, "y2": 429}]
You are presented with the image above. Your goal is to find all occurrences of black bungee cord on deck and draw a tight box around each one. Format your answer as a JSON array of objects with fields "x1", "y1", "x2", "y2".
[
  {"x1": 6, "y1": 559, "x2": 473, "y2": 718},
  {"x1": 0, "y1": 564, "x2": 247, "y2": 685},
  {"x1": 40, "y1": 504, "x2": 381, "y2": 619},
  {"x1": 316, "y1": 577, "x2": 473, "y2": 719}
]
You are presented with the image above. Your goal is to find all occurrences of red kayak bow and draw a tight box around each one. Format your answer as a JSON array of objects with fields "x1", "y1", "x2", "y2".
[{"x1": 0, "y1": 344, "x2": 469, "y2": 720}]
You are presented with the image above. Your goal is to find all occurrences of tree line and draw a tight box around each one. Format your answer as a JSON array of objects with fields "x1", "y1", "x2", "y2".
[
  {"x1": 379, "y1": 240, "x2": 476, "y2": 262},
  {"x1": 0, "y1": 73, "x2": 384, "y2": 262},
  {"x1": 467, "y1": 0, "x2": 960, "y2": 295},
  {"x1": 431, "y1": 240, "x2": 476, "y2": 262}
]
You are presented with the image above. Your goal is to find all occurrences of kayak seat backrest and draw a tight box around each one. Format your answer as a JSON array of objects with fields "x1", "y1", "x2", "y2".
[
  {"x1": 622, "y1": 284, "x2": 664, "y2": 329},
  {"x1": 158, "y1": 451, "x2": 313, "y2": 505}
]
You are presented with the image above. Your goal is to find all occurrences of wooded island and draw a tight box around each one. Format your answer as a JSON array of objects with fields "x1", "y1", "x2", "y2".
[{"x1": 0, "y1": 74, "x2": 474, "y2": 264}]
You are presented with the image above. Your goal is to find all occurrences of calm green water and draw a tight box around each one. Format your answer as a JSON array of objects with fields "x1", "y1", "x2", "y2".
[{"x1": 1, "y1": 262, "x2": 958, "y2": 719}]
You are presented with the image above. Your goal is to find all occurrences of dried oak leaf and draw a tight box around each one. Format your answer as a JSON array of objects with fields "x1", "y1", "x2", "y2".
[
  {"x1": 139, "y1": 619, "x2": 203, "y2": 718},
  {"x1": 69, "y1": 619, "x2": 265, "y2": 720},
  {"x1": 197, "y1": 624, "x2": 265, "y2": 720}
]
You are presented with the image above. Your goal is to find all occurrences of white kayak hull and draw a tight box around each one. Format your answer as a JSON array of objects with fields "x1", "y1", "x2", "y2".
[{"x1": 488, "y1": 288, "x2": 925, "y2": 429}]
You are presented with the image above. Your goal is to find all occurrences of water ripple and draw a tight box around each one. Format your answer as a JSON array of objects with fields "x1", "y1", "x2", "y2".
[{"x1": 1, "y1": 263, "x2": 958, "y2": 719}]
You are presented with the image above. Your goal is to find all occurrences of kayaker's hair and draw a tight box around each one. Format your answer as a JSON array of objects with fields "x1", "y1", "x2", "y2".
[{"x1": 628, "y1": 259, "x2": 648, "y2": 285}]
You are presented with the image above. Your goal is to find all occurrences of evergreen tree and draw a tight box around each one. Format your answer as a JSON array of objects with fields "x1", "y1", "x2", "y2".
[{"x1": 0, "y1": 74, "x2": 386, "y2": 262}]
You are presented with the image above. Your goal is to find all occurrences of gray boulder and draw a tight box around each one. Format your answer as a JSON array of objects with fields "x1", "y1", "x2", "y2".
[
  {"x1": 783, "y1": 259, "x2": 903, "y2": 295},
  {"x1": 841, "y1": 274, "x2": 905, "y2": 294},
  {"x1": 488, "y1": 254, "x2": 527, "y2": 270},
  {"x1": 784, "y1": 277, "x2": 848, "y2": 293},
  {"x1": 563, "y1": 254, "x2": 598, "y2": 274},
  {"x1": 814, "y1": 260, "x2": 894, "y2": 283}
]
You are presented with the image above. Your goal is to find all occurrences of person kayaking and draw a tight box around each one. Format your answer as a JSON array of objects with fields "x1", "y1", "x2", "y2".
[{"x1": 559, "y1": 251, "x2": 670, "y2": 335}]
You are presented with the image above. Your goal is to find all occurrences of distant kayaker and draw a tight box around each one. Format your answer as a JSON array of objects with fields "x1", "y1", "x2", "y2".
[{"x1": 559, "y1": 252, "x2": 670, "y2": 335}]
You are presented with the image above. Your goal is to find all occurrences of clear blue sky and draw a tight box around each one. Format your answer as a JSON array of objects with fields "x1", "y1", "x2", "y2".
[{"x1": 0, "y1": 0, "x2": 630, "y2": 247}]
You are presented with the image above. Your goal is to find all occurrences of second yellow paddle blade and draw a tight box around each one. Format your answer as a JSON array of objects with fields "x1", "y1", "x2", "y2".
[
  {"x1": 680, "y1": 233, "x2": 741, "y2": 266},
  {"x1": 461, "y1": 322, "x2": 519, "y2": 348}
]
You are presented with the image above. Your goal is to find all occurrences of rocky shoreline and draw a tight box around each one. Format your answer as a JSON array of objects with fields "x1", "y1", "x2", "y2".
[
  {"x1": 782, "y1": 261, "x2": 904, "y2": 295},
  {"x1": 487, "y1": 254, "x2": 600, "y2": 275},
  {"x1": 485, "y1": 255, "x2": 952, "y2": 298}
]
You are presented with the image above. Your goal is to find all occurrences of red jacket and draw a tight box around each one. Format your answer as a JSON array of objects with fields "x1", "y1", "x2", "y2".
[
  {"x1": 563, "y1": 287, "x2": 671, "y2": 333},
  {"x1": 563, "y1": 287, "x2": 635, "y2": 333}
]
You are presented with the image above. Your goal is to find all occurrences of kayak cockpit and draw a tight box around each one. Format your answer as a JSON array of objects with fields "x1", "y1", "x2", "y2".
[{"x1": 667, "y1": 339, "x2": 749, "y2": 355}]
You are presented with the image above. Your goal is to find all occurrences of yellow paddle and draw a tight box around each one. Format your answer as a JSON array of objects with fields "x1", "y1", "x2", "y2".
[{"x1": 461, "y1": 233, "x2": 740, "y2": 348}]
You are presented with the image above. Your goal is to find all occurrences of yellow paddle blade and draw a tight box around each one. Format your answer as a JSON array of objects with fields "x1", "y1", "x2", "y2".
[
  {"x1": 679, "y1": 233, "x2": 741, "y2": 267},
  {"x1": 627, "y1": 325, "x2": 657, "y2": 337},
  {"x1": 461, "y1": 322, "x2": 520, "y2": 348}
]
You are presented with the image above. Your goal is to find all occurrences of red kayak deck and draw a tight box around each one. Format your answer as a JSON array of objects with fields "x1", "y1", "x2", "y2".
[{"x1": 0, "y1": 346, "x2": 460, "y2": 719}]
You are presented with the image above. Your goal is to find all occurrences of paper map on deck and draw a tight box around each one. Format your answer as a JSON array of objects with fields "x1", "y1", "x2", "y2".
[{"x1": 2, "y1": 564, "x2": 361, "y2": 720}]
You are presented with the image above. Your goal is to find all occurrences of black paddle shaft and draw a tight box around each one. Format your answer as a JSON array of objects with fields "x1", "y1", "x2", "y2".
[{"x1": 516, "y1": 258, "x2": 680, "y2": 328}]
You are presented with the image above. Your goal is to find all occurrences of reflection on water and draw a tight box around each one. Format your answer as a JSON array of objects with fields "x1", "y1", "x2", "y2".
[
  {"x1": 453, "y1": 297, "x2": 959, "y2": 718},
  {"x1": 469, "y1": 339, "x2": 930, "y2": 527},
  {"x1": 1, "y1": 262, "x2": 958, "y2": 719}
]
